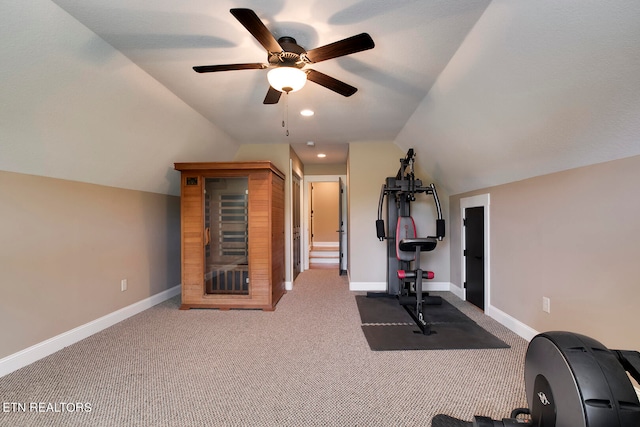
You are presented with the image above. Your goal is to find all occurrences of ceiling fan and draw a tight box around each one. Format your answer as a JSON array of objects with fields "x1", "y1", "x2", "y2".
[{"x1": 193, "y1": 8, "x2": 375, "y2": 104}]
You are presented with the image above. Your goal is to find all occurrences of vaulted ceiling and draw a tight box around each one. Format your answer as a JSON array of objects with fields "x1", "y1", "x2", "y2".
[
  {"x1": 49, "y1": 0, "x2": 491, "y2": 168},
  {"x1": 36, "y1": 1, "x2": 640, "y2": 194}
]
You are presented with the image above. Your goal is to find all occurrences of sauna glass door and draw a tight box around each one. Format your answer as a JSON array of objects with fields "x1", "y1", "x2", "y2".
[{"x1": 204, "y1": 177, "x2": 249, "y2": 295}]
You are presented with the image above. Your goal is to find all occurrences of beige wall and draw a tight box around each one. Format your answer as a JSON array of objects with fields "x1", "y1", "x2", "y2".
[
  {"x1": 289, "y1": 146, "x2": 304, "y2": 178},
  {"x1": 311, "y1": 182, "x2": 339, "y2": 243},
  {"x1": 1, "y1": 0, "x2": 239, "y2": 364},
  {"x1": 305, "y1": 164, "x2": 347, "y2": 175},
  {"x1": 0, "y1": 171, "x2": 180, "y2": 359},
  {"x1": 348, "y1": 142, "x2": 450, "y2": 285},
  {"x1": 233, "y1": 144, "x2": 291, "y2": 176},
  {"x1": 450, "y1": 155, "x2": 640, "y2": 349}
]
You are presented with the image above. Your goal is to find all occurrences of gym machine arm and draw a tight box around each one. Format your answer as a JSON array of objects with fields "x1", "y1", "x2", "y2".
[{"x1": 376, "y1": 149, "x2": 445, "y2": 242}]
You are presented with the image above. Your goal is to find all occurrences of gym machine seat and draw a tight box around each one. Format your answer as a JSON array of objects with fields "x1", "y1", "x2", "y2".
[{"x1": 398, "y1": 238, "x2": 437, "y2": 253}]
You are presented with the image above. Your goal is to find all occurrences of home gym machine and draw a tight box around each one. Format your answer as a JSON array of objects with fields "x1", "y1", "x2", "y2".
[
  {"x1": 373, "y1": 148, "x2": 445, "y2": 335},
  {"x1": 432, "y1": 331, "x2": 640, "y2": 427}
]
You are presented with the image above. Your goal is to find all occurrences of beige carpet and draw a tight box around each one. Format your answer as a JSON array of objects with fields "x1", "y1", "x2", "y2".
[{"x1": 0, "y1": 269, "x2": 528, "y2": 426}]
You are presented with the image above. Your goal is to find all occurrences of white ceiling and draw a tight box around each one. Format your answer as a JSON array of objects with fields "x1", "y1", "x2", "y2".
[
  {"x1": 45, "y1": 0, "x2": 640, "y2": 194},
  {"x1": 49, "y1": 0, "x2": 491, "y2": 166}
]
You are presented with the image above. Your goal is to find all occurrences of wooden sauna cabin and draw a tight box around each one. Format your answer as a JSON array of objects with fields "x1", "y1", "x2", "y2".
[{"x1": 174, "y1": 161, "x2": 285, "y2": 310}]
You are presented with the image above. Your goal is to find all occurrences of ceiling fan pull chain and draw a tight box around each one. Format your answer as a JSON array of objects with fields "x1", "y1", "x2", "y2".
[
  {"x1": 282, "y1": 93, "x2": 286, "y2": 129},
  {"x1": 284, "y1": 92, "x2": 290, "y2": 137}
]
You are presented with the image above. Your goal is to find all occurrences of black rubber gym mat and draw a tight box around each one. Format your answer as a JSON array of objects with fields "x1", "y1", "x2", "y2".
[
  {"x1": 357, "y1": 295, "x2": 471, "y2": 324},
  {"x1": 356, "y1": 295, "x2": 510, "y2": 351}
]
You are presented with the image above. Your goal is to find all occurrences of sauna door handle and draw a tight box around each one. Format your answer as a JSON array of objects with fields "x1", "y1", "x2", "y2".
[{"x1": 204, "y1": 227, "x2": 210, "y2": 246}]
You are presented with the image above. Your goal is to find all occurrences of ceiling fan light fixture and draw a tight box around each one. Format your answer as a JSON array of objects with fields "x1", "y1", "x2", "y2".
[{"x1": 267, "y1": 67, "x2": 307, "y2": 93}]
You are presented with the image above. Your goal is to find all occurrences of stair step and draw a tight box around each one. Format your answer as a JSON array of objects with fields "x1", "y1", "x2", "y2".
[
  {"x1": 310, "y1": 251, "x2": 339, "y2": 258},
  {"x1": 310, "y1": 257, "x2": 339, "y2": 264},
  {"x1": 310, "y1": 244, "x2": 339, "y2": 266}
]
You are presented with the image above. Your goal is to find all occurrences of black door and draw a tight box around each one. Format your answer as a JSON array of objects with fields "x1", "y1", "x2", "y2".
[{"x1": 465, "y1": 207, "x2": 485, "y2": 310}]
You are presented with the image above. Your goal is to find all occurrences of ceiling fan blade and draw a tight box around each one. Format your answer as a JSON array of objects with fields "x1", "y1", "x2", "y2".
[
  {"x1": 230, "y1": 8, "x2": 283, "y2": 53},
  {"x1": 306, "y1": 70, "x2": 357, "y2": 97},
  {"x1": 193, "y1": 63, "x2": 267, "y2": 73},
  {"x1": 305, "y1": 33, "x2": 374, "y2": 63},
  {"x1": 263, "y1": 86, "x2": 282, "y2": 104}
]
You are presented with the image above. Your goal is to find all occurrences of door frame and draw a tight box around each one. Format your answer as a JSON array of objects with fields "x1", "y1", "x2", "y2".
[
  {"x1": 460, "y1": 193, "x2": 490, "y2": 311},
  {"x1": 291, "y1": 172, "x2": 302, "y2": 282},
  {"x1": 302, "y1": 175, "x2": 347, "y2": 271}
]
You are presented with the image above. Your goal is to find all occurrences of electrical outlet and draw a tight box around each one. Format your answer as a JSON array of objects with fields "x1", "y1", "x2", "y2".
[
  {"x1": 542, "y1": 296, "x2": 551, "y2": 313},
  {"x1": 121, "y1": 279, "x2": 128, "y2": 292}
]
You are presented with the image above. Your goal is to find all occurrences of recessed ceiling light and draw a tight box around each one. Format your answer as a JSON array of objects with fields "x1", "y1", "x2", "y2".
[
  {"x1": 300, "y1": 109, "x2": 314, "y2": 117},
  {"x1": 317, "y1": 153, "x2": 326, "y2": 158},
  {"x1": 306, "y1": 141, "x2": 315, "y2": 146}
]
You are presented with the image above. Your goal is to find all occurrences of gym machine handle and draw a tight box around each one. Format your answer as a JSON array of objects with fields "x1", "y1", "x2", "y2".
[
  {"x1": 430, "y1": 183, "x2": 445, "y2": 240},
  {"x1": 436, "y1": 219, "x2": 445, "y2": 240},
  {"x1": 376, "y1": 219, "x2": 386, "y2": 240},
  {"x1": 377, "y1": 183, "x2": 387, "y2": 241}
]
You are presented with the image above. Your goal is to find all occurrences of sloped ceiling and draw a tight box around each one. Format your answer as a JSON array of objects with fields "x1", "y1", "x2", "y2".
[
  {"x1": 48, "y1": 0, "x2": 491, "y2": 168},
  {"x1": 395, "y1": 0, "x2": 640, "y2": 194},
  {"x1": 17, "y1": 0, "x2": 640, "y2": 195}
]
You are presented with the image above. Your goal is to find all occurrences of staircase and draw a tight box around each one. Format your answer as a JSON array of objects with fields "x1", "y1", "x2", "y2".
[{"x1": 309, "y1": 243, "x2": 340, "y2": 268}]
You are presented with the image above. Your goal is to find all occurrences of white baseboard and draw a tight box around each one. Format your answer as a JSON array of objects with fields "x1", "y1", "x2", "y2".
[
  {"x1": 448, "y1": 282, "x2": 466, "y2": 300},
  {"x1": 0, "y1": 284, "x2": 181, "y2": 378},
  {"x1": 1, "y1": 281, "x2": 542, "y2": 378},
  {"x1": 423, "y1": 282, "x2": 451, "y2": 292},
  {"x1": 486, "y1": 304, "x2": 539, "y2": 342},
  {"x1": 349, "y1": 281, "x2": 451, "y2": 292},
  {"x1": 349, "y1": 281, "x2": 386, "y2": 292},
  {"x1": 285, "y1": 281, "x2": 293, "y2": 291}
]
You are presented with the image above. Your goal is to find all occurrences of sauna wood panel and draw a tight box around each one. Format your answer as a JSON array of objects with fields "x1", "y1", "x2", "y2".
[{"x1": 175, "y1": 162, "x2": 285, "y2": 311}]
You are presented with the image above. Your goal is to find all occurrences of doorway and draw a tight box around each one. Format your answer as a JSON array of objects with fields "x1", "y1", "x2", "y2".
[
  {"x1": 464, "y1": 206, "x2": 484, "y2": 310},
  {"x1": 310, "y1": 182, "x2": 339, "y2": 247},
  {"x1": 460, "y1": 194, "x2": 490, "y2": 312},
  {"x1": 303, "y1": 175, "x2": 347, "y2": 273}
]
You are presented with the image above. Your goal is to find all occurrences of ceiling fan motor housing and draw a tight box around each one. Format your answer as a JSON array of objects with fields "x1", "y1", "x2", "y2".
[{"x1": 268, "y1": 37, "x2": 307, "y2": 68}]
